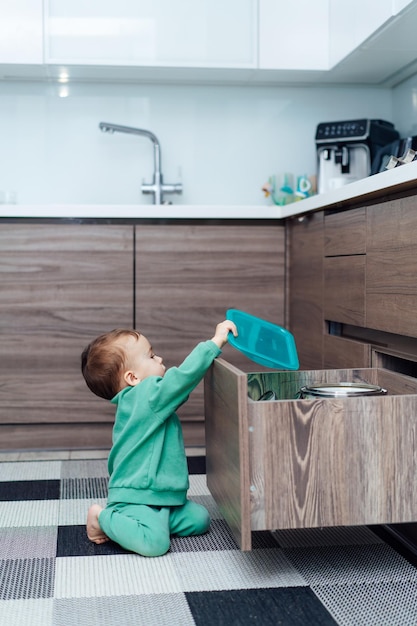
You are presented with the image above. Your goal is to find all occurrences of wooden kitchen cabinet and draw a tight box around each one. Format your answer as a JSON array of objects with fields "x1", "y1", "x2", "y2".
[
  {"x1": 0, "y1": 220, "x2": 283, "y2": 451},
  {"x1": 287, "y1": 212, "x2": 324, "y2": 369},
  {"x1": 324, "y1": 207, "x2": 366, "y2": 256},
  {"x1": 0, "y1": 223, "x2": 134, "y2": 450},
  {"x1": 135, "y1": 223, "x2": 285, "y2": 445},
  {"x1": 366, "y1": 197, "x2": 417, "y2": 337},
  {"x1": 288, "y1": 206, "x2": 369, "y2": 370},
  {"x1": 324, "y1": 207, "x2": 366, "y2": 327},
  {"x1": 323, "y1": 334, "x2": 371, "y2": 369},
  {"x1": 324, "y1": 255, "x2": 366, "y2": 326}
]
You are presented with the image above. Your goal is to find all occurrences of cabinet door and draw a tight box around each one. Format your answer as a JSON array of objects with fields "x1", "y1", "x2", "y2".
[
  {"x1": 135, "y1": 223, "x2": 285, "y2": 446},
  {"x1": 393, "y1": 0, "x2": 414, "y2": 12},
  {"x1": 0, "y1": 0, "x2": 43, "y2": 64},
  {"x1": 324, "y1": 255, "x2": 366, "y2": 326},
  {"x1": 45, "y1": 0, "x2": 257, "y2": 68},
  {"x1": 287, "y1": 212, "x2": 324, "y2": 369},
  {"x1": 329, "y1": 0, "x2": 392, "y2": 66},
  {"x1": 0, "y1": 224, "x2": 134, "y2": 450},
  {"x1": 324, "y1": 208, "x2": 366, "y2": 256},
  {"x1": 259, "y1": 0, "x2": 329, "y2": 70},
  {"x1": 366, "y1": 198, "x2": 417, "y2": 337},
  {"x1": 323, "y1": 335, "x2": 371, "y2": 369}
]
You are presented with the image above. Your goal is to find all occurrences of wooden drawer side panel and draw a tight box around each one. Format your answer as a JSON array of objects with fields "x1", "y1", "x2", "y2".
[{"x1": 204, "y1": 358, "x2": 251, "y2": 550}]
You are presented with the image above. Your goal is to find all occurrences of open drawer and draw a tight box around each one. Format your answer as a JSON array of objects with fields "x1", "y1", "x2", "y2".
[{"x1": 204, "y1": 359, "x2": 417, "y2": 550}]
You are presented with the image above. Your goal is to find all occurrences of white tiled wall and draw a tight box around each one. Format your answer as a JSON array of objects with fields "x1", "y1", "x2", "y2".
[{"x1": 0, "y1": 80, "x2": 398, "y2": 205}]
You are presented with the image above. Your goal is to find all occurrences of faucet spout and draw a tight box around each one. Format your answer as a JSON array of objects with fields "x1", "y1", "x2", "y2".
[{"x1": 99, "y1": 121, "x2": 182, "y2": 204}]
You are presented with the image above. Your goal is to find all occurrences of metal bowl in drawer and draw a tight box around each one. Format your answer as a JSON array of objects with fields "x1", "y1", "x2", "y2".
[{"x1": 298, "y1": 382, "x2": 387, "y2": 399}]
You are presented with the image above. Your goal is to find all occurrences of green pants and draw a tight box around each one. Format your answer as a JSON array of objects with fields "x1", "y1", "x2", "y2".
[{"x1": 99, "y1": 499, "x2": 210, "y2": 557}]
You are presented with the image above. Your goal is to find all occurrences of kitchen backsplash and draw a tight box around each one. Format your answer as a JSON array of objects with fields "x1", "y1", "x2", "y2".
[
  {"x1": 392, "y1": 72, "x2": 417, "y2": 139},
  {"x1": 0, "y1": 77, "x2": 413, "y2": 205}
]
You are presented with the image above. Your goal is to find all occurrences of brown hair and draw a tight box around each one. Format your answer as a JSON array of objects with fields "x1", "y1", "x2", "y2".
[{"x1": 81, "y1": 329, "x2": 141, "y2": 400}]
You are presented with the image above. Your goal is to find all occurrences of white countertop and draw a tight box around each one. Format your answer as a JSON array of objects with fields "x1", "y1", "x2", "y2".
[
  {"x1": 278, "y1": 160, "x2": 417, "y2": 220},
  {"x1": 1, "y1": 161, "x2": 417, "y2": 220}
]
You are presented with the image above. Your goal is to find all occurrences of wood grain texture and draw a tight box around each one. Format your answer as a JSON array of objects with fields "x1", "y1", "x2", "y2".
[
  {"x1": 206, "y1": 364, "x2": 417, "y2": 547},
  {"x1": 324, "y1": 255, "x2": 366, "y2": 326},
  {"x1": 287, "y1": 212, "x2": 324, "y2": 369},
  {"x1": 204, "y1": 358, "x2": 251, "y2": 550},
  {"x1": 366, "y1": 197, "x2": 417, "y2": 337},
  {"x1": 0, "y1": 423, "x2": 113, "y2": 451},
  {"x1": 248, "y1": 390, "x2": 417, "y2": 529},
  {"x1": 0, "y1": 224, "x2": 134, "y2": 449},
  {"x1": 323, "y1": 334, "x2": 371, "y2": 369},
  {"x1": 324, "y1": 207, "x2": 366, "y2": 256},
  {"x1": 135, "y1": 223, "x2": 285, "y2": 444}
]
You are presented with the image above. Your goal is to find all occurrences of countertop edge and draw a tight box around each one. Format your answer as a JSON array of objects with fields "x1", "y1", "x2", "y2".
[{"x1": 1, "y1": 162, "x2": 416, "y2": 220}]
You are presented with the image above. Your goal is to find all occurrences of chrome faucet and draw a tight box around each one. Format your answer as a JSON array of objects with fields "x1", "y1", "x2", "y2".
[{"x1": 99, "y1": 122, "x2": 183, "y2": 204}]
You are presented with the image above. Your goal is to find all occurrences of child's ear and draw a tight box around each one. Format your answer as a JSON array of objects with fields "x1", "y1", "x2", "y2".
[{"x1": 123, "y1": 370, "x2": 140, "y2": 386}]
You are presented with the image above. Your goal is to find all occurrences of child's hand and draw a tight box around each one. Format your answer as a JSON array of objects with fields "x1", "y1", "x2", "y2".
[{"x1": 211, "y1": 320, "x2": 238, "y2": 349}]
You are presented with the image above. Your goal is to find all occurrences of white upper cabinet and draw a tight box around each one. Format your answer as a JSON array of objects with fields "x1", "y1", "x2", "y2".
[
  {"x1": 329, "y1": 0, "x2": 393, "y2": 66},
  {"x1": 393, "y1": 0, "x2": 415, "y2": 13},
  {"x1": 0, "y1": 0, "x2": 43, "y2": 64},
  {"x1": 328, "y1": 0, "x2": 417, "y2": 84},
  {"x1": 258, "y1": 0, "x2": 329, "y2": 70},
  {"x1": 44, "y1": 0, "x2": 257, "y2": 68},
  {"x1": 0, "y1": 0, "x2": 416, "y2": 84}
]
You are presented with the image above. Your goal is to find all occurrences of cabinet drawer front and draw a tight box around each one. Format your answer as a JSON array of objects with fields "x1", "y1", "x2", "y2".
[
  {"x1": 323, "y1": 335, "x2": 371, "y2": 369},
  {"x1": 45, "y1": 0, "x2": 257, "y2": 68},
  {"x1": 287, "y1": 210, "x2": 324, "y2": 369},
  {"x1": 366, "y1": 199, "x2": 417, "y2": 337},
  {"x1": 324, "y1": 256, "x2": 365, "y2": 325},
  {"x1": 324, "y1": 208, "x2": 366, "y2": 256},
  {"x1": 247, "y1": 368, "x2": 417, "y2": 530}
]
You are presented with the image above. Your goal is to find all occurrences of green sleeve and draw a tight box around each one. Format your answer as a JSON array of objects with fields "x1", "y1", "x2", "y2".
[{"x1": 148, "y1": 340, "x2": 221, "y2": 420}]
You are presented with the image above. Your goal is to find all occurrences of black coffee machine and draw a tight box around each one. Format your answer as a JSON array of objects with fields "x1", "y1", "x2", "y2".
[
  {"x1": 372, "y1": 134, "x2": 417, "y2": 172},
  {"x1": 315, "y1": 119, "x2": 399, "y2": 194}
]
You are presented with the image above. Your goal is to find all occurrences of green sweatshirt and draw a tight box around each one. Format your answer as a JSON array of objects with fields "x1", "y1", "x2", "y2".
[{"x1": 107, "y1": 340, "x2": 221, "y2": 506}]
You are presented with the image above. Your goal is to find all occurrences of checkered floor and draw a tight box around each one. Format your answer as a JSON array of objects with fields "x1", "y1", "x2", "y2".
[{"x1": 2, "y1": 458, "x2": 417, "y2": 625}]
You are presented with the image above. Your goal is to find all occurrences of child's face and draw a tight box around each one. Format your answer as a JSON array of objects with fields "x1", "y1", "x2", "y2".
[{"x1": 121, "y1": 333, "x2": 166, "y2": 386}]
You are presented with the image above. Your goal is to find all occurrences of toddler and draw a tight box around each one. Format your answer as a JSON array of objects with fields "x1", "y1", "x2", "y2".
[{"x1": 81, "y1": 319, "x2": 237, "y2": 557}]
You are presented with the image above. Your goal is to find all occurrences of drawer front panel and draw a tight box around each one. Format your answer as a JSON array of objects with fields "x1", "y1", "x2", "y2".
[
  {"x1": 366, "y1": 200, "x2": 417, "y2": 337},
  {"x1": 246, "y1": 368, "x2": 417, "y2": 530},
  {"x1": 323, "y1": 334, "x2": 371, "y2": 369},
  {"x1": 324, "y1": 256, "x2": 366, "y2": 325},
  {"x1": 324, "y1": 207, "x2": 366, "y2": 256}
]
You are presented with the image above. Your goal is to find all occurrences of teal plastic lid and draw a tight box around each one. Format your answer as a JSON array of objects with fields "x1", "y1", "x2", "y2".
[{"x1": 226, "y1": 309, "x2": 299, "y2": 370}]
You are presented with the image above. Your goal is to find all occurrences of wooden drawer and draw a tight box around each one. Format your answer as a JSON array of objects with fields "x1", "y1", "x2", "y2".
[
  {"x1": 287, "y1": 211, "x2": 324, "y2": 370},
  {"x1": 324, "y1": 255, "x2": 365, "y2": 325},
  {"x1": 366, "y1": 199, "x2": 417, "y2": 337},
  {"x1": 324, "y1": 207, "x2": 366, "y2": 256},
  {"x1": 205, "y1": 359, "x2": 417, "y2": 550},
  {"x1": 323, "y1": 334, "x2": 371, "y2": 369}
]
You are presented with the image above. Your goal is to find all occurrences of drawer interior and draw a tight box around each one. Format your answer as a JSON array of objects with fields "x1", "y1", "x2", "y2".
[{"x1": 247, "y1": 367, "x2": 417, "y2": 401}]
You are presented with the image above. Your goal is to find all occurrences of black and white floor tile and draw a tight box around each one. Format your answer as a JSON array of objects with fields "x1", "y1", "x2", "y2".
[{"x1": 1, "y1": 457, "x2": 417, "y2": 625}]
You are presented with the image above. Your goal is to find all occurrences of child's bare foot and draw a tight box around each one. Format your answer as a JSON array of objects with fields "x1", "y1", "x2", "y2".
[{"x1": 87, "y1": 504, "x2": 109, "y2": 544}]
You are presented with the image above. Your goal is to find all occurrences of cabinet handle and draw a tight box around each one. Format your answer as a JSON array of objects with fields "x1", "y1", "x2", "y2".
[{"x1": 296, "y1": 214, "x2": 311, "y2": 223}]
